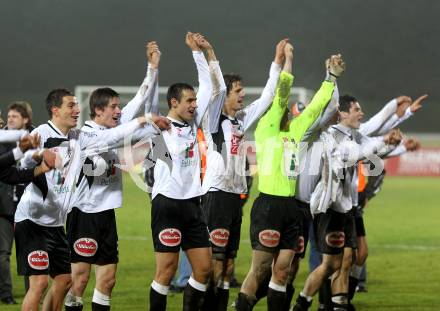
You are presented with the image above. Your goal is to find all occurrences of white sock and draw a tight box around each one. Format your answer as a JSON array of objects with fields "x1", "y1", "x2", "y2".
[
  {"x1": 92, "y1": 289, "x2": 110, "y2": 306},
  {"x1": 268, "y1": 281, "x2": 287, "y2": 293},
  {"x1": 217, "y1": 281, "x2": 230, "y2": 290},
  {"x1": 65, "y1": 291, "x2": 83, "y2": 307},
  {"x1": 331, "y1": 294, "x2": 348, "y2": 305},
  {"x1": 300, "y1": 291, "x2": 313, "y2": 302},
  {"x1": 151, "y1": 280, "x2": 169, "y2": 296},
  {"x1": 188, "y1": 276, "x2": 207, "y2": 292}
]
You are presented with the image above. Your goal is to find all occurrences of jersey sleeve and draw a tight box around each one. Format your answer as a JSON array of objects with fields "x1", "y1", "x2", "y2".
[
  {"x1": 241, "y1": 62, "x2": 282, "y2": 132},
  {"x1": 254, "y1": 71, "x2": 294, "y2": 141},
  {"x1": 193, "y1": 51, "x2": 213, "y2": 127},
  {"x1": 289, "y1": 80, "x2": 335, "y2": 142}
]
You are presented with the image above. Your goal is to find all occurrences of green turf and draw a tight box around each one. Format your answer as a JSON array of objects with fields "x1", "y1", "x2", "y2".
[{"x1": 5, "y1": 176, "x2": 440, "y2": 310}]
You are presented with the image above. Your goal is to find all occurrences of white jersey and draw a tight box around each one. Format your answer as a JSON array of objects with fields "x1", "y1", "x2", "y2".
[
  {"x1": 150, "y1": 51, "x2": 213, "y2": 200},
  {"x1": 15, "y1": 119, "x2": 153, "y2": 226},
  {"x1": 73, "y1": 65, "x2": 159, "y2": 213},
  {"x1": 202, "y1": 62, "x2": 281, "y2": 194}
]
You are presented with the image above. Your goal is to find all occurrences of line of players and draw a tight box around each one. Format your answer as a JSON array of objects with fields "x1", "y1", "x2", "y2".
[{"x1": 0, "y1": 32, "x2": 427, "y2": 311}]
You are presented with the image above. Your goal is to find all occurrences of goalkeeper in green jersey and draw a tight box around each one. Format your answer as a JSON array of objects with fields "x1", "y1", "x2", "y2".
[{"x1": 236, "y1": 47, "x2": 345, "y2": 311}]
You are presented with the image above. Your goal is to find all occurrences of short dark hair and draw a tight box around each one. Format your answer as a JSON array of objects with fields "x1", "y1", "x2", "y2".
[
  {"x1": 7, "y1": 101, "x2": 32, "y2": 126},
  {"x1": 339, "y1": 94, "x2": 358, "y2": 112},
  {"x1": 89, "y1": 87, "x2": 120, "y2": 119},
  {"x1": 166, "y1": 83, "x2": 194, "y2": 108},
  {"x1": 45, "y1": 88, "x2": 74, "y2": 117},
  {"x1": 223, "y1": 74, "x2": 242, "y2": 96}
]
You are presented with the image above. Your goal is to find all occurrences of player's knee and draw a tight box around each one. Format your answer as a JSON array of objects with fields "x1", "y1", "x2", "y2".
[
  {"x1": 98, "y1": 275, "x2": 116, "y2": 293},
  {"x1": 272, "y1": 267, "x2": 289, "y2": 284},
  {"x1": 31, "y1": 277, "x2": 49, "y2": 293},
  {"x1": 194, "y1": 260, "x2": 212, "y2": 280},
  {"x1": 253, "y1": 262, "x2": 271, "y2": 283}
]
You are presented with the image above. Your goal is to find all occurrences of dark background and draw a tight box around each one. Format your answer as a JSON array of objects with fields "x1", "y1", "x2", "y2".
[{"x1": 0, "y1": 0, "x2": 438, "y2": 132}]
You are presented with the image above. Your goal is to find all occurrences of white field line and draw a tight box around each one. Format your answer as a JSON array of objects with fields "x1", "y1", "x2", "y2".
[{"x1": 119, "y1": 236, "x2": 440, "y2": 251}]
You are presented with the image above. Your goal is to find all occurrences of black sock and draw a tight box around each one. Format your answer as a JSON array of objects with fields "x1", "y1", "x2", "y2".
[
  {"x1": 91, "y1": 302, "x2": 110, "y2": 311},
  {"x1": 255, "y1": 272, "x2": 271, "y2": 302},
  {"x1": 201, "y1": 285, "x2": 215, "y2": 311},
  {"x1": 65, "y1": 306, "x2": 83, "y2": 311},
  {"x1": 292, "y1": 295, "x2": 312, "y2": 311},
  {"x1": 267, "y1": 287, "x2": 286, "y2": 311},
  {"x1": 235, "y1": 292, "x2": 257, "y2": 311},
  {"x1": 282, "y1": 283, "x2": 295, "y2": 311},
  {"x1": 183, "y1": 284, "x2": 205, "y2": 311},
  {"x1": 348, "y1": 276, "x2": 359, "y2": 301},
  {"x1": 216, "y1": 288, "x2": 229, "y2": 311},
  {"x1": 149, "y1": 287, "x2": 167, "y2": 311},
  {"x1": 319, "y1": 278, "x2": 333, "y2": 310}
]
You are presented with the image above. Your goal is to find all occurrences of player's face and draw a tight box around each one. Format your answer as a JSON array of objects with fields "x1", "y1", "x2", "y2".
[
  {"x1": 345, "y1": 102, "x2": 364, "y2": 129},
  {"x1": 175, "y1": 89, "x2": 197, "y2": 122},
  {"x1": 96, "y1": 97, "x2": 121, "y2": 128},
  {"x1": 7, "y1": 109, "x2": 28, "y2": 130},
  {"x1": 227, "y1": 81, "x2": 245, "y2": 111},
  {"x1": 53, "y1": 96, "x2": 80, "y2": 129}
]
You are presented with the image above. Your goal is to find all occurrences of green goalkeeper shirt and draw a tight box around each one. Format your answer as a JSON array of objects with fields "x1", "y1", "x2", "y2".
[{"x1": 255, "y1": 71, "x2": 336, "y2": 197}]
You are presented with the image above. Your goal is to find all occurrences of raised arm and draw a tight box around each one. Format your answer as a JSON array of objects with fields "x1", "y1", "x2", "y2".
[
  {"x1": 375, "y1": 94, "x2": 428, "y2": 135},
  {"x1": 0, "y1": 129, "x2": 28, "y2": 143},
  {"x1": 240, "y1": 39, "x2": 287, "y2": 131},
  {"x1": 290, "y1": 54, "x2": 345, "y2": 142},
  {"x1": 185, "y1": 32, "x2": 213, "y2": 126},
  {"x1": 194, "y1": 34, "x2": 226, "y2": 133},
  {"x1": 120, "y1": 42, "x2": 161, "y2": 123},
  {"x1": 255, "y1": 42, "x2": 293, "y2": 140},
  {"x1": 359, "y1": 95, "x2": 411, "y2": 136}
]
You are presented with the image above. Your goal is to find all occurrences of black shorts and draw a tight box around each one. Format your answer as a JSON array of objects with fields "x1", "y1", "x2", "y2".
[
  {"x1": 151, "y1": 194, "x2": 210, "y2": 252},
  {"x1": 202, "y1": 191, "x2": 242, "y2": 259},
  {"x1": 66, "y1": 207, "x2": 119, "y2": 265},
  {"x1": 294, "y1": 199, "x2": 313, "y2": 259},
  {"x1": 250, "y1": 193, "x2": 301, "y2": 253},
  {"x1": 15, "y1": 219, "x2": 71, "y2": 276},
  {"x1": 314, "y1": 208, "x2": 357, "y2": 255}
]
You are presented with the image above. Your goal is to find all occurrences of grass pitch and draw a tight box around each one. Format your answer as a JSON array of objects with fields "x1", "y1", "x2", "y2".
[{"x1": 6, "y1": 176, "x2": 440, "y2": 310}]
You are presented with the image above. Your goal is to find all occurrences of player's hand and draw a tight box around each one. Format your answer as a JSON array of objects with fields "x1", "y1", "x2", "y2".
[
  {"x1": 185, "y1": 32, "x2": 202, "y2": 51},
  {"x1": 194, "y1": 33, "x2": 212, "y2": 50},
  {"x1": 152, "y1": 115, "x2": 171, "y2": 131},
  {"x1": 18, "y1": 134, "x2": 40, "y2": 152},
  {"x1": 146, "y1": 41, "x2": 161, "y2": 69},
  {"x1": 404, "y1": 138, "x2": 421, "y2": 151},
  {"x1": 328, "y1": 54, "x2": 346, "y2": 77},
  {"x1": 395, "y1": 96, "x2": 412, "y2": 117},
  {"x1": 410, "y1": 94, "x2": 428, "y2": 113},
  {"x1": 384, "y1": 128, "x2": 402, "y2": 146},
  {"x1": 284, "y1": 42, "x2": 294, "y2": 61},
  {"x1": 274, "y1": 38, "x2": 289, "y2": 65}
]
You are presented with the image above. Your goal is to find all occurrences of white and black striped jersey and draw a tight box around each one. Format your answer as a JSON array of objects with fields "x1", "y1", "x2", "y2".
[
  {"x1": 15, "y1": 119, "x2": 155, "y2": 226},
  {"x1": 73, "y1": 65, "x2": 159, "y2": 213},
  {"x1": 150, "y1": 51, "x2": 213, "y2": 200},
  {"x1": 202, "y1": 62, "x2": 281, "y2": 194}
]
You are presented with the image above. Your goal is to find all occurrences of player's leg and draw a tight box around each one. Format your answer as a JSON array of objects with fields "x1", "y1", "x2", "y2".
[
  {"x1": 330, "y1": 247, "x2": 353, "y2": 310},
  {"x1": 15, "y1": 220, "x2": 51, "y2": 310},
  {"x1": 43, "y1": 226, "x2": 72, "y2": 311},
  {"x1": 65, "y1": 262, "x2": 91, "y2": 310},
  {"x1": 149, "y1": 195, "x2": 182, "y2": 311},
  {"x1": 91, "y1": 209, "x2": 119, "y2": 311},
  {"x1": 292, "y1": 210, "x2": 346, "y2": 311}
]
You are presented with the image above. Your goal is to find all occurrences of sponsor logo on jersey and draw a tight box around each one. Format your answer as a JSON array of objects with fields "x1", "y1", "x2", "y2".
[
  {"x1": 231, "y1": 134, "x2": 242, "y2": 155},
  {"x1": 210, "y1": 228, "x2": 230, "y2": 247},
  {"x1": 259, "y1": 229, "x2": 281, "y2": 248},
  {"x1": 294, "y1": 236, "x2": 305, "y2": 253},
  {"x1": 27, "y1": 250, "x2": 49, "y2": 270},
  {"x1": 184, "y1": 142, "x2": 195, "y2": 159},
  {"x1": 325, "y1": 231, "x2": 345, "y2": 248},
  {"x1": 159, "y1": 228, "x2": 181, "y2": 247},
  {"x1": 74, "y1": 238, "x2": 98, "y2": 257}
]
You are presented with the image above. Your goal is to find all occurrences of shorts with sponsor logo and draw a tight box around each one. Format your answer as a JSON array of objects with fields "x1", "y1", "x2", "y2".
[
  {"x1": 151, "y1": 194, "x2": 210, "y2": 252},
  {"x1": 15, "y1": 219, "x2": 71, "y2": 276},
  {"x1": 314, "y1": 208, "x2": 357, "y2": 255},
  {"x1": 66, "y1": 207, "x2": 118, "y2": 265},
  {"x1": 294, "y1": 199, "x2": 313, "y2": 259},
  {"x1": 250, "y1": 193, "x2": 301, "y2": 253},
  {"x1": 202, "y1": 191, "x2": 242, "y2": 259}
]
